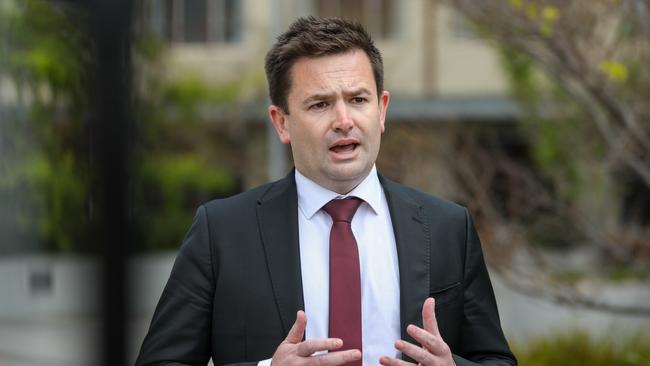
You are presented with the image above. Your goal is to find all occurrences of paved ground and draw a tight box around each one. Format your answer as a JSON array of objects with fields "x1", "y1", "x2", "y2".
[
  {"x1": 0, "y1": 314, "x2": 155, "y2": 366},
  {"x1": 0, "y1": 315, "x2": 99, "y2": 366}
]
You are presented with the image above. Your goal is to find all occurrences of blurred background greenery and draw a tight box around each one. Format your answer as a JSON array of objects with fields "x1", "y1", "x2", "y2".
[
  {"x1": 513, "y1": 330, "x2": 650, "y2": 366},
  {"x1": 1, "y1": 0, "x2": 240, "y2": 253}
]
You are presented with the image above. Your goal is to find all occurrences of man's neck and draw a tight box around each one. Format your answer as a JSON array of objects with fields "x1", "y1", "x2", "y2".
[
  {"x1": 294, "y1": 165, "x2": 382, "y2": 220},
  {"x1": 295, "y1": 170, "x2": 373, "y2": 196}
]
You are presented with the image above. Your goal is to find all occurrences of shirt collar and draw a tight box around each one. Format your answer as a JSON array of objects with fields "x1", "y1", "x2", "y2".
[{"x1": 295, "y1": 165, "x2": 383, "y2": 220}]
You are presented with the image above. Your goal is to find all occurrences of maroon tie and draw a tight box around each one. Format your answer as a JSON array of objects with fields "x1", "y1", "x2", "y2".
[{"x1": 323, "y1": 197, "x2": 363, "y2": 366}]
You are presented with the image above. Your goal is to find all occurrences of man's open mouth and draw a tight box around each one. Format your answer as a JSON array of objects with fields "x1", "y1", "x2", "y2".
[{"x1": 330, "y1": 143, "x2": 359, "y2": 153}]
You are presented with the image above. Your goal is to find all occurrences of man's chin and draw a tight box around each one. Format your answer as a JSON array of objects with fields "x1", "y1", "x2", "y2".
[{"x1": 325, "y1": 165, "x2": 372, "y2": 190}]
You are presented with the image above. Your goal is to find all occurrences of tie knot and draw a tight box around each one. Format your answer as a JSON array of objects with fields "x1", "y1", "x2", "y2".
[{"x1": 323, "y1": 197, "x2": 363, "y2": 223}]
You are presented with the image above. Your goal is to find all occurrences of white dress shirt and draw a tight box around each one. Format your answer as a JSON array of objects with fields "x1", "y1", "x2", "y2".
[
  {"x1": 258, "y1": 166, "x2": 401, "y2": 366},
  {"x1": 299, "y1": 166, "x2": 401, "y2": 364}
]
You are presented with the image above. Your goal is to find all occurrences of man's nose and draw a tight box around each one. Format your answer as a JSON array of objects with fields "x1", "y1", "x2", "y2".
[{"x1": 332, "y1": 102, "x2": 354, "y2": 133}]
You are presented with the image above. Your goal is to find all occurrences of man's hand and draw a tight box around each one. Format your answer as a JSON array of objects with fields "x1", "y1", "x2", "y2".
[
  {"x1": 379, "y1": 298, "x2": 455, "y2": 366},
  {"x1": 271, "y1": 310, "x2": 362, "y2": 366}
]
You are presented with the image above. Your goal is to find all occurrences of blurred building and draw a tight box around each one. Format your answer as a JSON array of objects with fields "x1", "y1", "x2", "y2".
[{"x1": 136, "y1": 0, "x2": 521, "y2": 199}]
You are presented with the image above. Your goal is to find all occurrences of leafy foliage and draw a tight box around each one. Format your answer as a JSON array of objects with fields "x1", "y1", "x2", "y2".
[
  {"x1": 1, "y1": 0, "x2": 242, "y2": 253},
  {"x1": 133, "y1": 154, "x2": 237, "y2": 250},
  {"x1": 449, "y1": 0, "x2": 650, "y2": 313},
  {"x1": 161, "y1": 74, "x2": 241, "y2": 120},
  {"x1": 1, "y1": 0, "x2": 92, "y2": 253},
  {"x1": 513, "y1": 330, "x2": 650, "y2": 366},
  {"x1": 499, "y1": 46, "x2": 604, "y2": 205},
  {"x1": 452, "y1": 0, "x2": 650, "y2": 257}
]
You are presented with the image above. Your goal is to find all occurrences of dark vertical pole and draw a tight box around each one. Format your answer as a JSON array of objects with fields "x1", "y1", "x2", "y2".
[{"x1": 89, "y1": 1, "x2": 133, "y2": 365}]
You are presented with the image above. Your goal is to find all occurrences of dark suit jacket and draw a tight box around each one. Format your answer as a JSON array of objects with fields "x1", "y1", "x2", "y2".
[{"x1": 136, "y1": 172, "x2": 516, "y2": 366}]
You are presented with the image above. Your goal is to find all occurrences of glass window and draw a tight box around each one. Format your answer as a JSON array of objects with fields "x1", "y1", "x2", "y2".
[
  {"x1": 139, "y1": 0, "x2": 242, "y2": 43},
  {"x1": 183, "y1": 0, "x2": 207, "y2": 42},
  {"x1": 314, "y1": 0, "x2": 397, "y2": 39}
]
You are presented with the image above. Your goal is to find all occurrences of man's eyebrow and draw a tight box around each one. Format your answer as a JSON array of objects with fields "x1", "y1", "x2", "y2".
[
  {"x1": 344, "y1": 87, "x2": 372, "y2": 96},
  {"x1": 302, "y1": 92, "x2": 335, "y2": 105},
  {"x1": 301, "y1": 88, "x2": 373, "y2": 105}
]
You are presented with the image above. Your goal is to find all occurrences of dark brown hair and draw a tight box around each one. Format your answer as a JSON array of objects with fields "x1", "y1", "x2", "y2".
[{"x1": 264, "y1": 16, "x2": 384, "y2": 113}]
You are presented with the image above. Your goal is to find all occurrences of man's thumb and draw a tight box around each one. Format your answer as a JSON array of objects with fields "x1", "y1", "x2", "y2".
[{"x1": 285, "y1": 310, "x2": 307, "y2": 344}]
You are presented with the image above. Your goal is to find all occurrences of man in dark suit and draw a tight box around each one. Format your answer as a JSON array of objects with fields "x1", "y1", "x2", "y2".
[{"x1": 136, "y1": 17, "x2": 516, "y2": 366}]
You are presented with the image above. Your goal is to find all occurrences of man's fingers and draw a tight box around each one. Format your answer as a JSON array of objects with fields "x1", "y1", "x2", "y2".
[
  {"x1": 407, "y1": 324, "x2": 447, "y2": 356},
  {"x1": 394, "y1": 339, "x2": 437, "y2": 365},
  {"x1": 281, "y1": 313, "x2": 361, "y2": 366},
  {"x1": 310, "y1": 349, "x2": 362, "y2": 366},
  {"x1": 422, "y1": 297, "x2": 440, "y2": 336},
  {"x1": 387, "y1": 300, "x2": 453, "y2": 366},
  {"x1": 285, "y1": 310, "x2": 307, "y2": 344},
  {"x1": 379, "y1": 355, "x2": 415, "y2": 366},
  {"x1": 277, "y1": 313, "x2": 360, "y2": 366},
  {"x1": 296, "y1": 338, "x2": 343, "y2": 357}
]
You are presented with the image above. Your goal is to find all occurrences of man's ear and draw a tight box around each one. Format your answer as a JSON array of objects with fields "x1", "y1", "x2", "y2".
[
  {"x1": 378, "y1": 90, "x2": 390, "y2": 133},
  {"x1": 269, "y1": 105, "x2": 291, "y2": 144}
]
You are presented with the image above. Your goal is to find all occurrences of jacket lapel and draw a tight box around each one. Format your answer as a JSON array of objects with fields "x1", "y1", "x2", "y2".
[
  {"x1": 380, "y1": 176, "x2": 431, "y2": 348},
  {"x1": 256, "y1": 172, "x2": 304, "y2": 336}
]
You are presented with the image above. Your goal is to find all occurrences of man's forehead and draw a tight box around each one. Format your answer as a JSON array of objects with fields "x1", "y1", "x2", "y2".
[{"x1": 289, "y1": 51, "x2": 375, "y2": 94}]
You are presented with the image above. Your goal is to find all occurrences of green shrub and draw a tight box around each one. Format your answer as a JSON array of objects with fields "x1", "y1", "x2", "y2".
[
  {"x1": 133, "y1": 154, "x2": 238, "y2": 251},
  {"x1": 1, "y1": 0, "x2": 243, "y2": 253},
  {"x1": 1, "y1": 0, "x2": 92, "y2": 253},
  {"x1": 513, "y1": 330, "x2": 650, "y2": 366}
]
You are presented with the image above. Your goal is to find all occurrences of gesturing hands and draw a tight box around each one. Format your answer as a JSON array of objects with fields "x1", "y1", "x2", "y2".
[
  {"x1": 271, "y1": 311, "x2": 362, "y2": 366},
  {"x1": 380, "y1": 298, "x2": 455, "y2": 366},
  {"x1": 272, "y1": 299, "x2": 453, "y2": 366}
]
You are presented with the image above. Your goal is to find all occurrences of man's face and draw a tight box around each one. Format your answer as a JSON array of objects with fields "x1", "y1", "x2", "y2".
[{"x1": 269, "y1": 49, "x2": 390, "y2": 194}]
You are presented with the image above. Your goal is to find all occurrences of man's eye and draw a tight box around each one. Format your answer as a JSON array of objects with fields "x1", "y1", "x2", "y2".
[
  {"x1": 351, "y1": 97, "x2": 367, "y2": 104},
  {"x1": 310, "y1": 101, "x2": 328, "y2": 110}
]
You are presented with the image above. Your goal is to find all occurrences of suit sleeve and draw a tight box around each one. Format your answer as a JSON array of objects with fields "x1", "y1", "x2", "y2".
[
  {"x1": 135, "y1": 205, "x2": 216, "y2": 366},
  {"x1": 452, "y1": 209, "x2": 517, "y2": 366}
]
